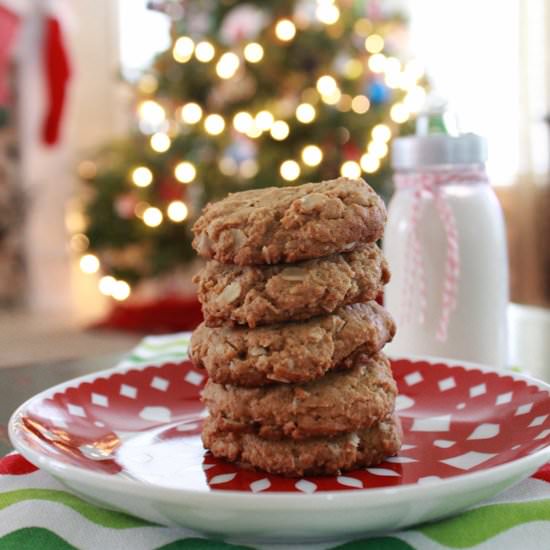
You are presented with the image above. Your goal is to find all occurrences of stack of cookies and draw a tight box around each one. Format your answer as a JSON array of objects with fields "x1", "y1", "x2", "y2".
[{"x1": 190, "y1": 177, "x2": 401, "y2": 477}]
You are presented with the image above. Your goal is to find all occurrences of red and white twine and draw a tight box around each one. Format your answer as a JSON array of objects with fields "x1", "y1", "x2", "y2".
[{"x1": 394, "y1": 168, "x2": 488, "y2": 342}]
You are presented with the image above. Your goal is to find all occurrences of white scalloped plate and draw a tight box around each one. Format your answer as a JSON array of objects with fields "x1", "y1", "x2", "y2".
[{"x1": 9, "y1": 356, "x2": 550, "y2": 541}]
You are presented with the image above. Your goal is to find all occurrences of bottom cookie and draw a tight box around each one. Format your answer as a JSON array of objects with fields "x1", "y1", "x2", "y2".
[{"x1": 202, "y1": 414, "x2": 402, "y2": 477}]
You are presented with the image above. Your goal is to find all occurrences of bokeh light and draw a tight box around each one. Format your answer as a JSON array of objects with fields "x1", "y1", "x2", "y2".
[
  {"x1": 174, "y1": 161, "x2": 196, "y2": 183},
  {"x1": 180, "y1": 102, "x2": 203, "y2": 124},
  {"x1": 195, "y1": 41, "x2": 215, "y2": 62},
  {"x1": 216, "y1": 52, "x2": 240, "y2": 79},
  {"x1": 112, "y1": 280, "x2": 131, "y2": 301},
  {"x1": 150, "y1": 132, "x2": 171, "y2": 153},
  {"x1": 270, "y1": 120, "x2": 290, "y2": 140},
  {"x1": 340, "y1": 160, "x2": 362, "y2": 179},
  {"x1": 365, "y1": 34, "x2": 384, "y2": 54},
  {"x1": 204, "y1": 114, "x2": 225, "y2": 135},
  {"x1": 244, "y1": 42, "x2": 264, "y2": 63},
  {"x1": 167, "y1": 200, "x2": 189, "y2": 222},
  {"x1": 132, "y1": 166, "x2": 153, "y2": 187},
  {"x1": 173, "y1": 36, "x2": 194, "y2": 63},
  {"x1": 301, "y1": 145, "x2": 323, "y2": 166},
  {"x1": 360, "y1": 153, "x2": 381, "y2": 173},
  {"x1": 79, "y1": 254, "x2": 100, "y2": 274},
  {"x1": 351, "y1": 95, "x2": 370, "y2": 114},
  {"x1": 275, "y1": 19, "x2": 296, "y2": 41},
  {"x1": 280, "y1": 160, "x2": 301, "y2": 181},
  {"x1": 143, "y1": 207, "x2": 163, "y2": 227},
  {"x1": 296, "y1": 103, "x2": 316, "y2": 123}
]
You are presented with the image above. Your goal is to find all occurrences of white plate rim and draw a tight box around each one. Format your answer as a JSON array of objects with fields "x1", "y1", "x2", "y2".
[{"x1": 8, "y1": 354, "x2": 550, "y2": 509}]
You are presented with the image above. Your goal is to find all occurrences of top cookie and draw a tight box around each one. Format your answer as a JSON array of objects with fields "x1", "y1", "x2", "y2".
[{"x1": 192, "y1": 177, "x2": 386, "y2": 265}]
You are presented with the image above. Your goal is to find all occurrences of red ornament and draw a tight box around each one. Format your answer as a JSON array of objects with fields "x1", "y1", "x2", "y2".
[
  {"x1": 93, "y1": 295, "x2": 203, "y2": 334},
  {"x1": 158, "y1": 179, "x2": 185, "y2": 203},
  {"x1": 114, "y1": 193, "x2": 138, "y2": 219},
  {"x1": 343, "y1": 141, "x2": 362, "y2": 161}
]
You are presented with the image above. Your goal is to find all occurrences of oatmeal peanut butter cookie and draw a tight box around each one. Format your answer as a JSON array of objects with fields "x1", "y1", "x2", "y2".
[
  {"x1": 202, "y1": 414, "x2": 402, "y2": 477},
  {"x1": 203, "y1": 352, "x2": 396, "y2": 440},
  {"x1": 195, "y1": 243, "x2": 389, "y2": 328},
  {"x1": 192, "y1": 177, "x2": 386, "y2": 265},
  {"x1": 190, "y1": 301, "x2": 395, "y2": 386}
]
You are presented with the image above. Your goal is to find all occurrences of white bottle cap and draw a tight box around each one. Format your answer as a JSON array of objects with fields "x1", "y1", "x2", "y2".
[{"x1": 392, "y1": 133, "x2": 488, "y2": 170}]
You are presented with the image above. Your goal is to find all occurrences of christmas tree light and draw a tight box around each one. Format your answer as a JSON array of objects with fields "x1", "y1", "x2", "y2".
[
  {"x1": 216, "y1": 52, "x2": 240, "y2": 79},
  {"x1": 244, "y1": 42, "x2": 264, "y2": 63},
  {"x1": 99, "y1": 276, "x2": 117, "y2": 296},
  {"x1": 233, "y1": 111, "x2": 254, "y2": 133},
  {"x1": 173, "y1": 36, "x2": 194, "y2": 62},
  {"x1": 112, "y1": 280, "x2": 131, "y2": 301},
  {"x1": 80, "y1": 254, "x2": 100, "y2": 274},
  {"x1": 195, "y1": 41, "x2": 215, "y2": 62},
  {"x1": 316, "y1": 3, "x2": 340, "y2": 25},
  {"x1": 204, "y1": 114, "x2": 225, "y2": 135},
  {"x1": 132, "y1": 166, "x2": 153, "y2": 187},
  {"x1": 143, "y1": 207, "x2": 163, "y2": 227},
  {"x1": 343, "y1": 59, "x2": 363, "y2": 79},
  {"x1": 365, "y1": 34, "x2": 384, "y2": 54},
  {"x1": 368, "y1": 141, "x2": 389, "y2": 158},
  {"x1": 321, "y1": 88, "x2": 342, "y2": 105},
  {"x1": 360, "y1": 153, "x2": 380, "y2": 173},
  {"x1": 302, "y1": 145, "x2": 323, "y2": 166},
  {"x1": 372, "y1": 124, "x2": 392, "y2": 142},
  {"x1": 167, "y1": 200, "x2": 189, "y2": 222},
  {"x1": 174, "y1": 161, "x2": 196, "y2": 183},
  {"x1": 340, "y1": 160, "x2": 361, "y2": 178},
  {"x1": 246, "y1": 124, "x2": 262, "y2": 138},
  {"x1": 351, "y1": 95, "x2": 370, "y2": 113},
  {"x1": 280, "y1": 160, "x2": 300, "y2": 181},
  {"x1": 316, "y1": 75, "x2": 338, "y2": 96},
  {"x1": 138, "y1": 100, "x2": 165, "y2": 126},
  {"x1": 181, "y1": 102, "x2": 203, "y2": 124},
  {"x1": 255, "y1": 110, "x2": 274, "y2": 131},
  {"x1": 275, "y1": 19, "x2": 296, "y2": 41},
  {"x1": 295, "y1": 103, "x2": 316, "y2": 123},
  {"x1": 368, "y1": 53, "x2": 386, "y2": 73},
  {"x1": 150, "y1": 132, "x2": 171, "y2": 152},
  {"x1": 240, "y1": 159, "x2": 259, "y2": 178},
  {"x1": 219, "y1": 157, "x2": 238, "y2": 175},
  {"x1": 270, "y1": 120, "x2": 289, "y2": 140}
]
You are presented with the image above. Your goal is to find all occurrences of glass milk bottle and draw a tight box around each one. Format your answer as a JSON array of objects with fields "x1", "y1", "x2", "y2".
[{"x1": 383, "y1": 131, "x2": 509, "y2": 368}]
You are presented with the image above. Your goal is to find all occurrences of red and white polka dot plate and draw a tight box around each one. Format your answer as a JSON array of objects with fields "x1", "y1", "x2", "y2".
[{"x1": 9, "y1": 356, "x2": 550, "y2": 541}]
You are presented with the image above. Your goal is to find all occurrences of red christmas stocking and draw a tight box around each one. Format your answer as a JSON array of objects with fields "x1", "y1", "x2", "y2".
[{"x1": 42, "y1": 16, "x2": 71, "y2": 145}]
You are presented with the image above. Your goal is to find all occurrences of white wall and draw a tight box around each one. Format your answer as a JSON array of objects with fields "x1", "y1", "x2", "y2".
[
  {"x1": 405, "y1": 0, "x2": 549, "y2": 185},
  {"x1": 17, "y1": 0, "x2": 123, "y2": 320}
]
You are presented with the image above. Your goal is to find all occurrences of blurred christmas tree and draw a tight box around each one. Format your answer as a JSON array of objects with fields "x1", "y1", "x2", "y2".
[{"x1": 79, "y1": 0, "x2": 428, "y2": 303}]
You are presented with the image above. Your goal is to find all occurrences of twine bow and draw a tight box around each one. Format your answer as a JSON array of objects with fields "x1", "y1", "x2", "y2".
[{"x1": 394, "y1": 168, "x2": 488, "y2": 342}]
